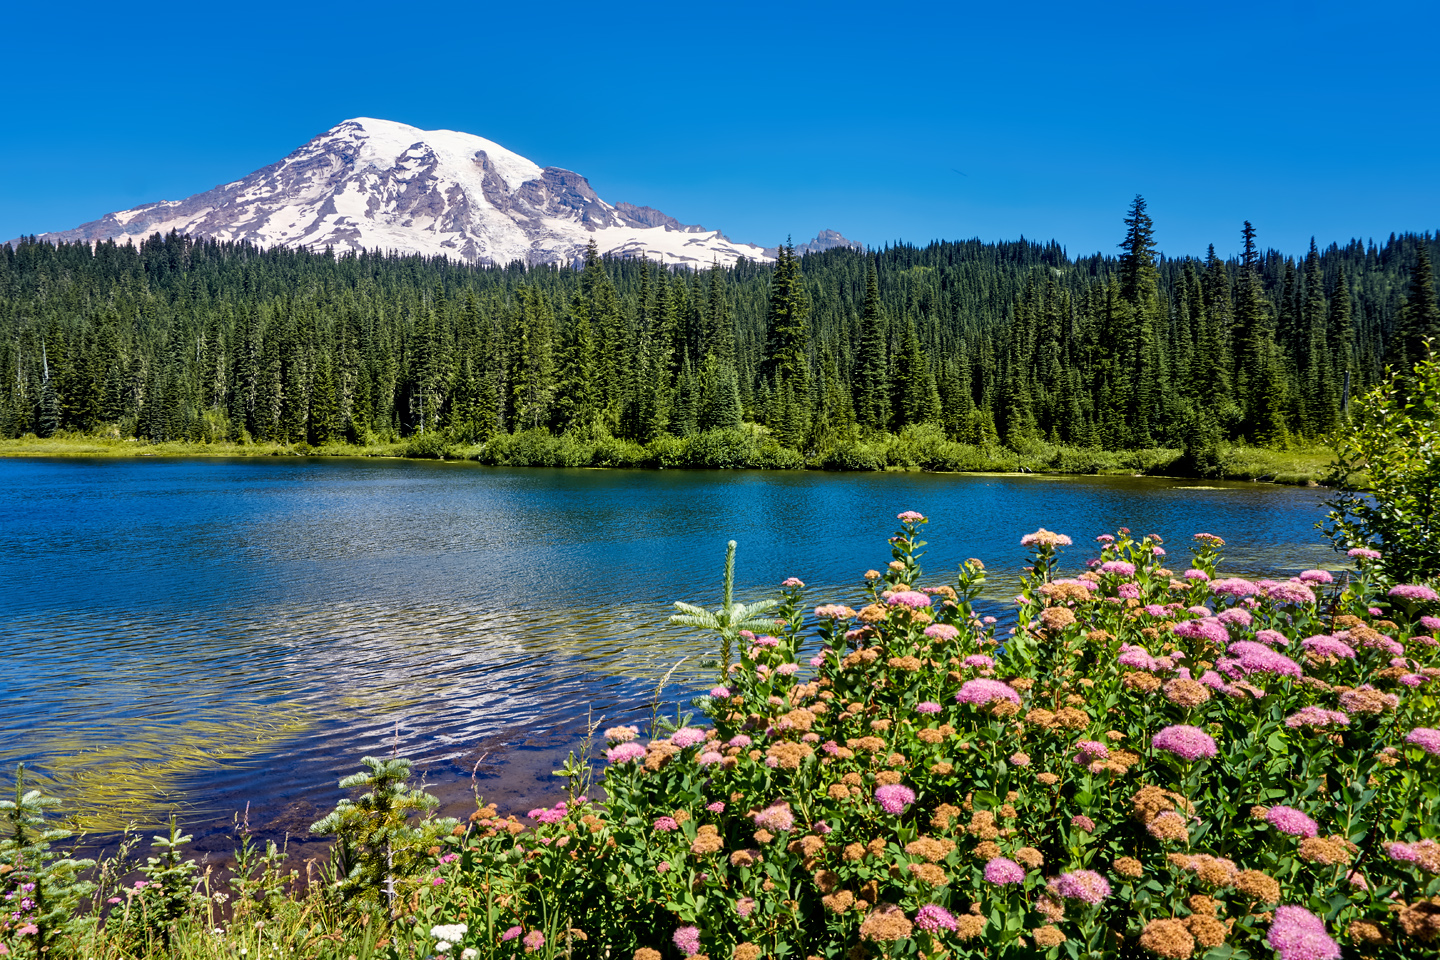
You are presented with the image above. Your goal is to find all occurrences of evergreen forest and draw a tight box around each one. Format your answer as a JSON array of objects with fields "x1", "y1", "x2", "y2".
[{"x1": 3, "y1": 197, "x2": 1438, "y2": 471}]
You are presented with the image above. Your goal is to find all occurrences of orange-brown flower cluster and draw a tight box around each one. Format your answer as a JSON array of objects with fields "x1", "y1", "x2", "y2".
[
  {"x1": 1233, "y1": 870, "x2": 1280, "y2": 904},
  {"x1": 1400, "y1": 899, "x2": 1440, "y2": 941},
  {"x1": 1138, "y1": 918, "x2": 1195, "y2": 958},
  {"x1": 690, "y1": 825, "x2": 724, "y2": 856},
  {"x1": 858, "y1": 904, "x2": 913, "y2": 942}
]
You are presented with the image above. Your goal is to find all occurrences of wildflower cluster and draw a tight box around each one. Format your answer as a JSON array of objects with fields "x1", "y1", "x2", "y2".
[{"x1": 399, "y1": 513, "x2": 1439, "y2": 959}]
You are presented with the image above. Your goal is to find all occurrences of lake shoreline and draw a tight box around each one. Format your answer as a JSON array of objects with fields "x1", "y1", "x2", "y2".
[{"x1": 0, "y1": 434, "x2": 1334, "y2": 485}]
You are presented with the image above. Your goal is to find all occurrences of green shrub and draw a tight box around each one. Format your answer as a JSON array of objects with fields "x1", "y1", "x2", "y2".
[
  {"x1": 590, "y1": 434, "x2": 646, "y2": 468},
  {"x1": 683, "y1": 429, "x2": 762, "y2": 469},
  {"x1": 402, "y1": 430, "x2": 450, "y2": 460},
  {"x1": 818, "y1": 441, "x2": 886, "y2": 472},
  {"x1": 1324, "y1": 348, "x2": 1440, "y2": 582}
]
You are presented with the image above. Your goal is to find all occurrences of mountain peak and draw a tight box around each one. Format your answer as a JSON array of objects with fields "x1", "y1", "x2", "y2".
[{"x1": 22, "y1": 120, "x2": 853, "y2": 271}]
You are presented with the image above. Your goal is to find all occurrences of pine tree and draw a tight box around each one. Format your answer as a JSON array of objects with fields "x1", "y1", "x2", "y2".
[
  {"x1": 554, "y1": 291, "x2": 598, "y2": 434},
  {"x1": 1329, "y1": 265, "x2": 1354, "y2": 418},
  {"x1": 758, "y1": 244, "x2": 811, "y2": 448},
  {"x1": 309, "y1": 352, "x2": 340, "y2": 445},
  {"x1": 854, "y1": 260, "x2": 889, "y2": 432},
  {"x1": 893, "y1": 315, "x2": 936, "y2": 428},
  {"x1": 698, "y1": 353, "x2": 743, "y2": 432},
  {"x1": 1395, "y1": 247, "x2": 1440, "y2": 371}
]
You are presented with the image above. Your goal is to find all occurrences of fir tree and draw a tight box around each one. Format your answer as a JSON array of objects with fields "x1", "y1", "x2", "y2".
[
  {"x1": 854, "y1": 260, "x2": 889, "y2": 431},
  {"x1": 1396, "y1": 247, "x2": 1440, "y2": 371}
]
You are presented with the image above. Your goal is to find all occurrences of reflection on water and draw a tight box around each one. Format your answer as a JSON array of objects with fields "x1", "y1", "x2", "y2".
[{"x1": 0, "y1": 458, "x2": 1335, "y2": 845}]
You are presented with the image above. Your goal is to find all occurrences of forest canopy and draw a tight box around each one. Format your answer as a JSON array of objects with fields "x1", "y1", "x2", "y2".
[{"x1": 2, "y1": 198, "x2": 1437, "y2": 462}]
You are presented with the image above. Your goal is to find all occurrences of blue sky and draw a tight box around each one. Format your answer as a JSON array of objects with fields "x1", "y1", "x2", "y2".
[{"x1": 3, "y1": 0, "x2": 1436, "y2": 260}]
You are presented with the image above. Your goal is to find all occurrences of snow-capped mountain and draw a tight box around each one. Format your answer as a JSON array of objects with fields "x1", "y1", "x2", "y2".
[{"x1": 25, "y1": 118, "x2": 856, "y2": 269}]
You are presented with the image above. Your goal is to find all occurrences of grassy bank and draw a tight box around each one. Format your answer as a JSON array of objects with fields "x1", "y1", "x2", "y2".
[
  {"x1": 0, "y1": 428, "x2": 1336, "y2": 484},
  {"x1": 6, "y1": 516, "x2": 1438, "y2": 958}
]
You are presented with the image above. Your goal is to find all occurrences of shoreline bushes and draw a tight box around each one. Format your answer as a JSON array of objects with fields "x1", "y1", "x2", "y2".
[{"x1": 0, "y1": 429, "x2": 1337, "y2": 484}]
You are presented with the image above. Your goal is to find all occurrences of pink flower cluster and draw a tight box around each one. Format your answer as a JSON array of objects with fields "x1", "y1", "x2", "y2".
[
  {"x1": 814, "y1": 604, "x2": 856, "y2": 620},
  {"x1": 1152, "y1": 724, "x2": 1218, "y2": 760},
  {"x1": 654, "y1": 816, "x2": 680, "y2": 832},
  {"x1": 914, "y1": 904, "x2": 958, "y2": 932},
  {"x1": 1422, "y1": 615, "x2": 1440, "y2": 632},
  {"x1": 1174, "y1": 617, "x2": 1230, "y2": 647},
  {"x1": 983, "y1": 857, "x2": 1026, "y2": 884},
  {"x1": 1217, "y1": 607, "x2": 1252, "y2": 626},
  {"x1": 753, "y1": 802, "x2": 795, "y2": 832},
  {"x1": 1266, "y1": 905, "x2": 1340, "y2": 960},
  {"x1": 955, "y1": 678, "x2": 1020, "y2": 706},
  {"x1": 916, "y1": 701, "x2": 942, "y2": 714},
  {"x1": 528, "y1": 800, "x2": 568, "y2": 824},
  {"x1": 1405, "y1": 728, "x2": 1440, "y2": 755},
  {"x1": 875, "y1": 784, "x2": 917, "y2": 815},
  {"x1": 1300, "y1": 635, "x2": 1354, "y2": 659},
  {"x1": 961, "y1": 654, "x2": 995, "y2": 670},
  {"x1": 1219, "y1": 641, "x2": 1303, "y2": 679},
  {"x1": 1048, "y1": 869, "x2": 1111, "y2": 904},
  {"x1": 1284, "y1": 706, "x2": 1349, "y2": 729},
  {"x1": 781, "y1": 577, "x2": 805, "y2": 588},
  {"x1": 1258, "y1": 579, "x2": 1317, "y2": 606},
  {"x1": 1388, "y1": 839, "x2": 1440, "y2": 864},
  {"x1": 1348, "y1": 547, "x2": 1382, "y2": 560},
  {"x1": 1184, "y1": 568, "x2": 1211, "y2": 581},
  {"x1": 1211, "y1": 577, "x2": 1260, "y2": 598},
  {"x1": 1099, "y1": 560, "x2": 1136, "y2": 576},
  {"x1": 1266, "y1": 805, "x2": 1319, "y2": 838},
  {"x1": 897, "y1": 510, "x2": 927, "y2": 522},
  {"x1": 924, "y1": 623, "x2": 960, "y2": 640},
  {"x1": 1253, "y1": 629, "x2": 1289, "y2": 647},
  {"x1": 886, "y1": 590, "x2": 932, "y2": 609},
  {"x1": 1117, "y1": 644, "x2": 1160, "y2": 671},
  {"x1": 1073, "y1": 740, "x2": 1110, "y2": 764},
  {"x1": 1391, "y1": 584, "x2": 1440, "y2": 602},
  {"x1": 605, "y1": 742, "x2": 646, "y2": 764},
  {"x1": 672, "y1": 926, "x2": 702, "y2": 956},
  {"x1": 671, "y1": 727, "x2": 709, "y2": 748}
]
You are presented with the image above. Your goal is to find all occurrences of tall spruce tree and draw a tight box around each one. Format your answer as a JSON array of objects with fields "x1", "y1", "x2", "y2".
[
  {"x1": 854, "y1": 260, "x2": 889, "y2": 432},
  {"x1": 1396, "y1": 247, "x2": 1440, "y2": 371},
  {"x1": 758, "y1": 244, "x2": 811, "y2": 448}
]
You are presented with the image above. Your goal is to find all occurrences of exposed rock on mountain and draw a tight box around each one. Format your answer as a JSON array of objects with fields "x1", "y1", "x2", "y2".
[{"x1": 765, "y1": 229, "x2": 864, "y2": 259}]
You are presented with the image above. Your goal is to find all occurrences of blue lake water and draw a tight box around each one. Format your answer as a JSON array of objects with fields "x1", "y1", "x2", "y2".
[{"x1": 0, "y1": 458, "x2": 1335, "y2": 854}]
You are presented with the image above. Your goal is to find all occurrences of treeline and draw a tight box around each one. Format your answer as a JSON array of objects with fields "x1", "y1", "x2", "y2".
[{"x1": 2, "y1": 197, "x2": 1437, "y2": 464}]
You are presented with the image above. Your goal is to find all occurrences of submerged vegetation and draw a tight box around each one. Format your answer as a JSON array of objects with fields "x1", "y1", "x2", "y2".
[
  {"x1": 3, "y1": 202, "x2": 1438, "y2": 477},
  {"x1": 5, "y1": 510, "x2": 1440, "y2": 958}
]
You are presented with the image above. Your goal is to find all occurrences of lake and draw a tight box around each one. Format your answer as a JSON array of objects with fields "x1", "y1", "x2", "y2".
[{"x1": 0, "y1": 458, "x2": 1335, "y2": 858}]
